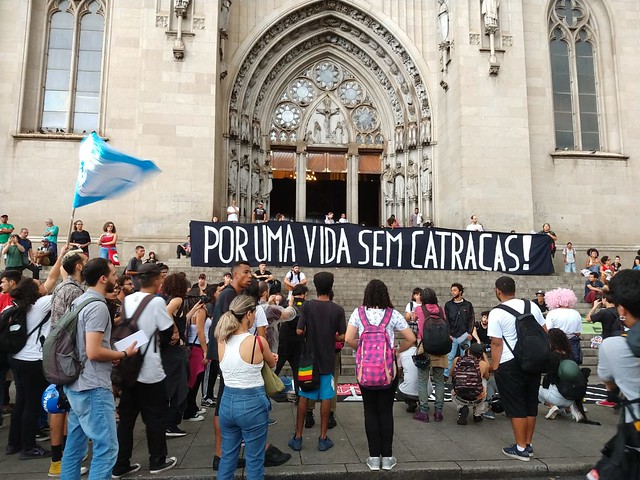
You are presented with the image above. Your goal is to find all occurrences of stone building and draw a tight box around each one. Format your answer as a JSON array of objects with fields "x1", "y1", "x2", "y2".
[{"x1": 0, "y1": 0, "x2": 637, "y2": 256}]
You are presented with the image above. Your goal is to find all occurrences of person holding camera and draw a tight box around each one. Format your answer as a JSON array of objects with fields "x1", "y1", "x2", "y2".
[{"x1": 2, "y1": 234, "x2": 25, "y2": 272}]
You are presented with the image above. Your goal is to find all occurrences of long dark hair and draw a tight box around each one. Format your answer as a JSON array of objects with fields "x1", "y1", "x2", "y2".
[
  {"x1": 362, "y1": 279, "x2": 393, "y2": 309},
  {"x1": 548, "y1": 328, "x2": 571, "y2": 355},
  {"x1": 10, "y1": 278, "x2": 41, "y2": 313},
  {"x1": 421, "y1": 287, "x2": 438, "y2": 305}
]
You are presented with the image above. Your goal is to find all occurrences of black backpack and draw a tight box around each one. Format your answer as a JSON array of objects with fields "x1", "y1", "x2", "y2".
[
  {"x1": 495, "y1": 299, "x2": 550, "y2": 374},
  {"x1": 557, "y1": 368, "x2": 589, "y2": 401},
  {"x1": 0, "y1": 306, "x2": 50, "y2": 355},
  {"x1": 421, "y1": 305, "x2": 452, "y2": 355},
  {"x1": 111, "y1": 294, "x2": 155, "y2": 389}
]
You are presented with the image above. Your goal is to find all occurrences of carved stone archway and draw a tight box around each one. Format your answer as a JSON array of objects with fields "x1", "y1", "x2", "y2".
[{"x1": 226, "y1": 0, "x2": 434, "y2": 225}]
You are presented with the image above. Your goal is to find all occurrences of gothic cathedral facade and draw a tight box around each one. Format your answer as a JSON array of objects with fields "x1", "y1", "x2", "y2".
[{"x1": 0, "y1": 0, "x2": 637, "y2": 255}]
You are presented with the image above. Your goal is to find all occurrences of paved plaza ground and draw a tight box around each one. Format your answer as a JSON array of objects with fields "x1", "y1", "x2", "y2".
[{"x1": 0, "y1": 388, "x2": 617, "y2": 480}]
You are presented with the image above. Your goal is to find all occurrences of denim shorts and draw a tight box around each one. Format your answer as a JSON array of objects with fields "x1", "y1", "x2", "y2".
[{"x1": 299, "y1": 374, "x2": 335, "y2": 401}]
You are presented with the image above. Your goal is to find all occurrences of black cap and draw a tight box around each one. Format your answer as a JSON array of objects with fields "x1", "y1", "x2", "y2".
[{"x1": 138, "y1": 263, "x2": 161, "y2": 278}]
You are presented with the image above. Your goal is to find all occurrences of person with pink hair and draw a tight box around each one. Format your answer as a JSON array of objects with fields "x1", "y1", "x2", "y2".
[{"x1": 544, "y1": 288, "x2": 583, "y2": 364}]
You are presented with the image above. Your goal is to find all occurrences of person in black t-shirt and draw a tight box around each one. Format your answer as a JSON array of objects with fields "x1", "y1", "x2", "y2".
[
  {"x1": 251, "y1": 201, "x2": 267, "y2": 223},
  {"x1": 472, "y1": 310, "x2": 491, "y2": 353},
  {"x1": 69, "y1": 220, "x2": 92, "y2": 256},
  {"x1": 587, "y1": 295, "x2": 623, "y2": 339},
  {"x1": 531, "y1": 290, "x2": 549, "y2": 315},
  {"x1": 289, "y1": 272, "x2": 346, "y2": 453}
]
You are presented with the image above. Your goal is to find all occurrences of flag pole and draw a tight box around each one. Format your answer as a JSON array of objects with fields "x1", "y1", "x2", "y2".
[{"x1": 66, "y1": 208, "x2": 76, "y2": 247}]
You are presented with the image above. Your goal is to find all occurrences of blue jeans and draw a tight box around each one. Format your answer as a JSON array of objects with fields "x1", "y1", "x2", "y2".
[
  {"x1": 565, "y1": 262, "x2": 576, "y2": 273},
  {"x1": 418, "y1": 366, "x2": 445, "y2": 413},
  {"x1": 218, "y1": 385, "x2": 270, "y2": 480},
  {"x1": 445, "y1": 334, "x2": 471, "y2": 377},
  {"x1": 99, "y1": 247, "x2": 109, "y2": 259},
  {"x1": 62, "y1": 387, "x2": 118, "y2": 480}
]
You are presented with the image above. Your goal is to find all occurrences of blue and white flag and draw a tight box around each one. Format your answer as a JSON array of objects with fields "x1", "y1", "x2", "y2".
[{"x1": 73, "y1": 132, "x2": 160, "y2": 208}]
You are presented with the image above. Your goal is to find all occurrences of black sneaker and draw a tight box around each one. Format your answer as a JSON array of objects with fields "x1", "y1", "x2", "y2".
[
  {"x1": 264, "y1": 444, "x2": 291, "y2": 467},
  {"x1": 150, "y1": 457, "x2": 177, "y2": 475},
  {"x1": 35, "y1": 429, "x2": 51, "y2": 442},
  {"x1": 473, "y1": 414, "x2": 483, "y2": 423},
  {"x1": 457, "y1": 406, "x2": 469, "y2": 425},
  {"x1": 328, "y1": 412, "x2": 337, "y2": 429},
  {"x1": 165, "y1": 426, "x2": 187, "y2": 438},
  {"x1": 111, "y1": 463, "x2": 141, "y2": 479},
  {"x1": 5, "y1": 444, "x2": 19, "y2": 455},
  {"x1": 304, "y1": 411, "x2": 315, "y2": 428},
  {"x1": 406, "y1": 401, "x2": 418, "y2": 413},
  {"x1": 213, "y1": 455, "x2": 245, "y2": 471},
  {"x1": 20, "y1": 446, "x2": 51, "y2": 460}
]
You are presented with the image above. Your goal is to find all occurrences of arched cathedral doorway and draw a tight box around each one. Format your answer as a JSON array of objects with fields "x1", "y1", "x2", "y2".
[{"x1": 225, "y1": 1, "x2": 434, "y2": 226}]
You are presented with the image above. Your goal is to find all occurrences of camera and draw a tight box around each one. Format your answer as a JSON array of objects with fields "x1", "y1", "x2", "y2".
[{"x1": 198, "y1": 295, "x2": 209, "y2": 303}]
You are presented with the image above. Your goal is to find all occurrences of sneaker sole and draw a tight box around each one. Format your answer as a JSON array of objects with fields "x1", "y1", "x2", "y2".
[
  {"x1": 150, "y1": 457, "x2": 177, "y2": 475},
  {"x1": 502, "y1": 449, "x2": 530, "y2": 462},
  {"x1": 165, "y1": 432, "x2": 187, "y2": 437}
]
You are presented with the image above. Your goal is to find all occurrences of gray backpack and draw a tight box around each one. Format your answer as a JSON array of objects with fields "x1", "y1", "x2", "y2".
[{"x1": 42, "y1": 298, "x2": 104, "y2": 385}]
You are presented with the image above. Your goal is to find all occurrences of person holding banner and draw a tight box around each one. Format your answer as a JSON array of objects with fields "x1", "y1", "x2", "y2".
[{"x1": 98, "y1": 222, "x2": 119, "y2": 265}]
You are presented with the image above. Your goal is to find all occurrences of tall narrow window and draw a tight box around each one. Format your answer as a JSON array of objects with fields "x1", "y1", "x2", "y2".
[
  {"x1": 548, "y1": 0, "x2": 600, "y2": 151},
  {"x1": 42, "y1": 1, "x2": 105, "y2": 133}
]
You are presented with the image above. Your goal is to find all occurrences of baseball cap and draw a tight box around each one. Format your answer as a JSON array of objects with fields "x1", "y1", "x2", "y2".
[
  {"x1": 535, "y1": 290, "x2": 545, "y2": 295},
  {"x1": 138, "y1": 263, "x2": 161, "y2": 278}
]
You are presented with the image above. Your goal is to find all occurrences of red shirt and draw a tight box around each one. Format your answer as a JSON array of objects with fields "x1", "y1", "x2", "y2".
[{"x1": 0, "y1": 293, "x2": 14, "y2": 312}]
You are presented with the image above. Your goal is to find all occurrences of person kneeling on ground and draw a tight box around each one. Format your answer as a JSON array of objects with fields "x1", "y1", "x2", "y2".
[{"x1": 452, "y1": 343, "x2": 490, "y2": 425}]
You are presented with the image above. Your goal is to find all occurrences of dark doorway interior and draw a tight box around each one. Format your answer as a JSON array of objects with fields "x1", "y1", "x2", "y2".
[
  {"x1": 358, "y1": 173, "x2": 380, "y2": 226},
  {"x1": 306, "y1": 172, "x2": 346, "y2": 223},
  {"x1": 270, "y1": 177, "x2": 295, "y2": 220}
]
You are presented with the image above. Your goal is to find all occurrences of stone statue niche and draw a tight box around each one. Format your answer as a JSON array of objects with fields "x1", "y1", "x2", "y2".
[{"x1": 305, "y1": 96, "x2": 349, "y2": 145}]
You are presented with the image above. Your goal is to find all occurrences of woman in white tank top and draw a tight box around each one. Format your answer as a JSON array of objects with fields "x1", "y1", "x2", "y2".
[{"x1": 215, "y1": 295, "x2": 277, "y2": 480}]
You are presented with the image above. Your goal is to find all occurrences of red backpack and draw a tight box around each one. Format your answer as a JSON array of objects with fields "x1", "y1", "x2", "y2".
[{"x1": 355, "y1": 307, "x2": 395, "y2": 389}]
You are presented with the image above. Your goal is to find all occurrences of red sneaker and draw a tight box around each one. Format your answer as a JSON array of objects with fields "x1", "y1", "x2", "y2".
[{"x1": 596, "y1": 400, "x2": 617, "y2": 408}]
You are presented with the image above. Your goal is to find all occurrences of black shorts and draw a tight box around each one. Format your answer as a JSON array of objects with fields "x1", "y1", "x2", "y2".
[{"x1": 494, "y1": 359, "x2": 541, "y2": 418}]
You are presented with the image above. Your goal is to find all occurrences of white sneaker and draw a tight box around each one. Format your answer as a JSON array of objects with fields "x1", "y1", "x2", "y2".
[
  {"x1": 366, "y1": 457, "x2": 381, "y2": 471},
  {"x1": 569, "y1": 404, "x2": 584, "y2": 423},
  {"x1": 382, "y1": 456, "x2": 397, "y2": 470},
  {"x1": 545, "y1": 405, "x2": 559, "y2": 420},
  {"x1": 184, "y1": 414, "x2": 205, "y2": 422},
  {"x1": 196, "y1": 408, "x2": 207, "y2": 416},
  {"x1": 80, "y1": 466, "x2": 88, "y2": 476}
]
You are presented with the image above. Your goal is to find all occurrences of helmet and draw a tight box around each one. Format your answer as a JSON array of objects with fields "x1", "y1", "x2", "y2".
[
  {"x1": 42, "y1": 384, "x2": 69, "y2": 414},
  {"x1": 490, "y1": 397, "x2": 504, "y2": 414},
  {"x1": 558, "y1": 359, "x2": 581, "y2": 383}
]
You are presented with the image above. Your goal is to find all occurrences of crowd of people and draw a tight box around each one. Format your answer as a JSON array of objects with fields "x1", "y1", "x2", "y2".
[{"x1": 0, "y1": 218, "x2": 638, "y2": 478}]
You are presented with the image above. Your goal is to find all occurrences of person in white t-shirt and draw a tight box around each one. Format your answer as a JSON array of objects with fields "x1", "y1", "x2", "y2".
[
  {"x1": 465, "y1": 215, "x2": 484, "y2": 232},
  {"x1": 284, "y1": 265, "x2": 307, "y2": 299},
  {"x1": 544, "y1": 288, "x2": 583, "y2": 364},
  {"x1": 487, "y1": 276, "x2": 546, "y2": 462},
  {"x1": 113, "y1": 263, "x2": 177, "y2": 477},
  {"x1": 6, "y1": 248, "x2": 65, "y2": 459},
  {"x1": 404, "y1": 287, "x2": 422, "y2": 336},
  {"x1": 227, "y1": 200, "x2": 239, "y2": 222}
]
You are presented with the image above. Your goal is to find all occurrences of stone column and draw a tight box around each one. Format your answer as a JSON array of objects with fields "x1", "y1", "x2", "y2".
[
  {"x1": 295, "y1": 146, "x2": 307, "y2": 222},
  {"x1": 347, "y1": 143, "x2": 359, "y2": 224}
]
